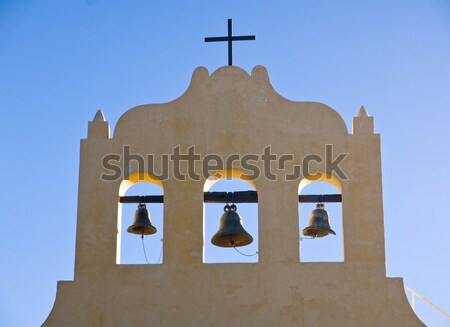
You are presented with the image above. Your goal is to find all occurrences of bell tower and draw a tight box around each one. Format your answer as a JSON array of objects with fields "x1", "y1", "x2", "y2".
[{"x1": 43, "y1": 66, "x2": 425, "y2": 327}]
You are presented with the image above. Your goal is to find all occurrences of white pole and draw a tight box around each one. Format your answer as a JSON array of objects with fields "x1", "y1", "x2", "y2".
[{"x1": 405, "y1": 287, "x2": 450, "y2": 319}]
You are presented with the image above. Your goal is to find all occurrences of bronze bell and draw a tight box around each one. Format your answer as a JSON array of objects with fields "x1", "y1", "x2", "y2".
[
  {"x1": 302, "y1": 203, "x2": 336, "y2": 238},
  {"x1": 211, "y1": 204, "x2": 253, "y2": 247},
  {"x1": 127, "y1": 203, "x2": 157, "y2": 236}
]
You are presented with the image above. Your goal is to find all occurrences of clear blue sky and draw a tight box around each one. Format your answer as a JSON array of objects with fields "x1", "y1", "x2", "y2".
[{"x1": 1, "y1": 1, "x2": 450, "y2": 326}]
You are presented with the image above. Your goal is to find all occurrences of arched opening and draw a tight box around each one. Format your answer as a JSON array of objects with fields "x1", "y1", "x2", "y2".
[
  {"x1": 299, "y1": 175, "x2": 344, "y2": 262},
  {"x1": 118, "y1": 173, "x2": 164, "y2": 264},
  {"x1": 203, "y1": 170, "x2": 258, "y2": 263}
]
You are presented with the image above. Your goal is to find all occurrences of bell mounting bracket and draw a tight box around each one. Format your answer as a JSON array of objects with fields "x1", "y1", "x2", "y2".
[{"x1": 119, "y1": 191, "x2": 342, "y2": 204}]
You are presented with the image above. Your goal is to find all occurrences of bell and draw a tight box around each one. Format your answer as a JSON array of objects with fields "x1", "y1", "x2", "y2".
[
  {"x1": 211, "y1": 204, "x2": 253, "y2": 247},
  {"x1": 302, "y1": 203, "x2": 336, "y2": 238},
  {"x1": 127, "y1": 203, "x2": 157, "y2": 236}
]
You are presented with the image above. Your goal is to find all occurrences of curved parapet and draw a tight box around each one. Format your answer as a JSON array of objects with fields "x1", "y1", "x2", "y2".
[{"x1": 113, "y1": 65, "x2": 348, "y2": 141}]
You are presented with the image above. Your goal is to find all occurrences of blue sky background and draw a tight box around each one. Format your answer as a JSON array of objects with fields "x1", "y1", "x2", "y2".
[{"x1": 1, "y1": 1, "x2": 450, "y2": 326}]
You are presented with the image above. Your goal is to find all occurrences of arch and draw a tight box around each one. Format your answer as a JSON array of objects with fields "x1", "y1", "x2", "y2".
[
  {"x1": 117, "y1": 174, "x2": 164, "y2": 265},
  {"x1": 204, "y1": 168, "x2": 257, "y2": 192},
  {"x1": 119, "y1": 172, "x2": 164, "y2": 196},
  {"x1": 299, "y1": 172, "x2": 343, "y2": 194},
  {"x1": 298, "y1": 175, "x2": 344, "y2": 262},
  {"x1": 203, "y1": 169, "x2": 258, "y2": 263}
]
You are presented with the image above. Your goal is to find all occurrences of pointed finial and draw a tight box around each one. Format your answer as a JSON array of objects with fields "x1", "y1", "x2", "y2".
[
  {"x1": 357, "y1": 106, "x2": 369, "y2": 117},
  {"x1": 88, "y1": 109, "x2": 110, "y2": 138},
  {"x1": 353, "y1": 105, "x2": 374, "y2": 134},
  {"x1": 93, "y1": 109, "x2": 106, "y2": 122}
]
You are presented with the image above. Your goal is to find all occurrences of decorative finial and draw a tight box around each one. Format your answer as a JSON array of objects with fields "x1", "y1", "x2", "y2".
[
  {"x1": 353, "y1": 105, "x2": 374, "y2": 134},
  {"x1": 93, "y1": 109, "x2": 106, "y2": 122},
  {"x1": 357, "y1": 106, "x2": 369, "y2": 117}
]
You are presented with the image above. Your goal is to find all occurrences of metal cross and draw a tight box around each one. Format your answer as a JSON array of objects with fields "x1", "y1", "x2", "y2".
[{"x1": 205, "y1": 19, "x2": 256, "y2": 66}]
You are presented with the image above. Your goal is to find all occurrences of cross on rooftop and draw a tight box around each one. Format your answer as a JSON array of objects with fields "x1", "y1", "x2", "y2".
[{"x1": 205, "y1": 19, "x2": 256, "y2": 66}]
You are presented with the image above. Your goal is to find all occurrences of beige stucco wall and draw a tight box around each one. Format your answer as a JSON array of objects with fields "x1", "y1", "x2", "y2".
[{"x1": 43, "y1": 66, "x2": 425, "y2": 327}]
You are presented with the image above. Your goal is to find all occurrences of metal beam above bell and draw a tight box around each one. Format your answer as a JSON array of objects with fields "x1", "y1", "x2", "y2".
[{"x1": 119, "y1": 191, "x2": 341, "y2": 204}]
